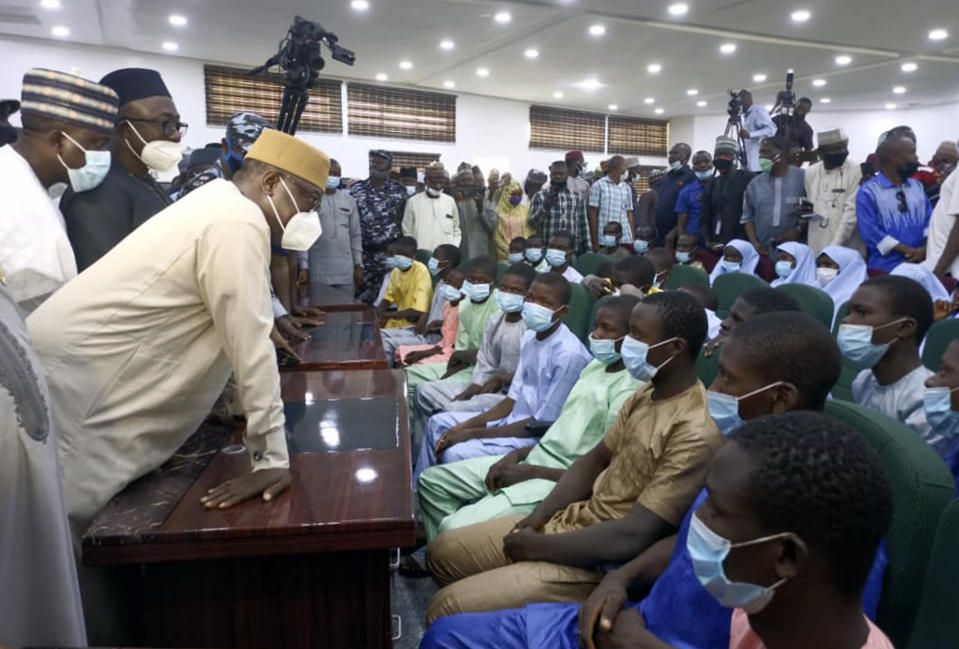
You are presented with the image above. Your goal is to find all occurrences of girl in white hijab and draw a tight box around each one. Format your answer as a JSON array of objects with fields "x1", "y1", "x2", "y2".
[
  {"x1": 771, "y1": 242, "x2": 817, "y2": 287},
  {"x1": 709, "y1": 239, "x2": 760, "y2": 285},
  {"x1": 890, "y1": 262, "x2": 951, "y2": 302},
  {"x1": 817, "y1": 245, "x2": 868, "y2": 327}
]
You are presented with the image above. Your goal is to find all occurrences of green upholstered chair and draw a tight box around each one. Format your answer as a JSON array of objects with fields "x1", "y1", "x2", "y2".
[
  {"x1": 574, "y1": 252, "x2": 610, "y2": 278},
  {"x1": 829, "y1": 301, "x2": 858, "y2": 402},
  {"x1": 665, "y1": 264, "x2": 710, "y2": 291},
  {"x1": 907, "y1": 499, "x2": 959, "y2": 649},
  {"x1": 415, "y1": 249, "x2": 432, "y2": 265},
  {"x1": 832, "y1": 300, "x2": 850, "y2": 335},
  {"x1": 712, "y1": 272, "x2": 768, "y2": 318},
  {"x1": 695, "y1": 346, "x2": 720, "y2": 388},
  {"x1": 562, "y1": 283, "x2": 595, "y2": 342},
  {"x1": 776, "y1": 283, "x2": 835, "y2": 330},
  {"x1": 823, "y1": 400, "x2": 955, "y2": 647},
  {"x1": 922, "y1": 318, "x2": 959, "y2": 372}
]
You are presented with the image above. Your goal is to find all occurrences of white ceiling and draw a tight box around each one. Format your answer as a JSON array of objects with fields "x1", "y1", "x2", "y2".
[{"x1": 1, "y1": 0, "x2": 957, "y2": 117}]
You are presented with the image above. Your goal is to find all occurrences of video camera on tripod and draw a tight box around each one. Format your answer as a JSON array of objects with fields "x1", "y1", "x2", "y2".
[
  {"x1": 724, "y1": 89, "x2": 748, "y2": 168},
  {"x1": 249, "y1": 16, "x2": 355, "y2": 134}
]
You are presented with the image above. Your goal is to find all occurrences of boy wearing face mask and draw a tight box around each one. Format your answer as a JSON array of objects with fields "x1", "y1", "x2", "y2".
[
  {"x1": 925, "y1": 338, "x2": 959, "y2": 489},
  {"x1": 599, "y1": 222, "x2": 630, "y2": 261},
  {"x1": 61, "y1": 68, "x2": 183, "y2": 272},
  {"x1": 402, "y1": 162, "x2": 462, "y2": 252},
  {"x1": 507, "y1": 236, "x2": 529, "y2": 264},
  {"x1": 841, "y1": 276, "x2": 951, "y2": 457},
  {"x1": 544, "y1": 231, "x2": 584, "y2": 283},
  {"x1": 376, "y1": 236, "x2": 433, "y2": 329},
  {"x1": 524, "y1": 233, "x2": 549, "y2": 270},
  {"x1": 804, "y1": 128, "x2": 864, "y2": 255}
]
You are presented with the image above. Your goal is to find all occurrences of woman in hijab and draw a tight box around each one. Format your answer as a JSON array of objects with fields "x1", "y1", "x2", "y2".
[
  {"x1": 771, "y1": 242, "x2": 817, "y2": 287},
  {"x1": 709, "y1": 238, "x2": 760, "y2": 284},
  {"x1": 492, "y1": 180, "x2": 532, "y2": 261},
  {"x1": 817, "y1": 245, "x2": 868, "y2": 327}
]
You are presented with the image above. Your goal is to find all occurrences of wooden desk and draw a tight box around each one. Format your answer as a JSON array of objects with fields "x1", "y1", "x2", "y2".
[
  {"x1": 284, "y1": 309, "x2": 389, "y2": 372},
  {"x1": 301, "y1": 283, "x2": 366, "y2": 312},
  {"x1": 83, "y1": 369, "x2": 414, "y2": 649}
]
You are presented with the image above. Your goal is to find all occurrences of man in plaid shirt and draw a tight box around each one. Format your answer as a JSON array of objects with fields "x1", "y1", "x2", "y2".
[
  {"x1": 588, "y1": 155, "x2": 635, "y2": 251},
  {"x1": 529, "y1": 161, "x2": 591, "y2": 255}
]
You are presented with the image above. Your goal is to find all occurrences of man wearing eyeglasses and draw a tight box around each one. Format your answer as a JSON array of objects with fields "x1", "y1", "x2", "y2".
[
  {"x1": 61, "y1": 68, "x2": 184, "y2": 271},
  {"x1": 856, "y1": 132, "x2": 932, "y2": 272}
]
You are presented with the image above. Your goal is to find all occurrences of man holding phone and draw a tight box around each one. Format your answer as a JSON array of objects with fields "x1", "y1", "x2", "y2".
[{"x1": 803, "y1": 128, "x2": 865, "y2": 255}]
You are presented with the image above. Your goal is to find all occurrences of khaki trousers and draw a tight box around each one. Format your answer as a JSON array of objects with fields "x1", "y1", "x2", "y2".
[{"x1": 425, "y1": 515, "x2": 602, "y2": 624}]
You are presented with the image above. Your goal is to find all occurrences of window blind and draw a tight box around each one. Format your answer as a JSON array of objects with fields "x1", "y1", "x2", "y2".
[
  {"x1": 529, "y1": 105, "x2": 605, "y2": 152},
  {"x1": 347, "y1": 83, "x2": 455, "y2": 142},
  {"x1": 389, "y1": 151, "x2": 441, "y2": 170},
  {"x1": 608, "y1": 116, "x2": 669, "y2": 156}
]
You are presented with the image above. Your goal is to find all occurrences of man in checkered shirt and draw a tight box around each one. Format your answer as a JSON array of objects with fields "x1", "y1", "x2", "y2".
[{"x1": 529, "y1": 161, "x2": 591, "y2": 255}]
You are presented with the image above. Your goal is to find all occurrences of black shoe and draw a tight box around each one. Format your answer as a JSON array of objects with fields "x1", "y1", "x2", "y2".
[{"x1": 398, "y1": 555, "x2": 431, "y2": 579}]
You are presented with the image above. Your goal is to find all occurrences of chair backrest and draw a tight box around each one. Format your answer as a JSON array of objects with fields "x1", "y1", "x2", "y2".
[
  {"x1": 907, "y1": 499, "x2": 959, "y2": 649},
  {"x1": 665, "y1": 264, "x2": 710, "y2": 291},
  {"x1": 829, "y1": 301, "x2": 857, "y2": 402},
  {"x1": 776, "y1": 283, "x2": 835, "y2": 330},
  {"x1": 832, "y1": 300, "x2": 850, "y2": 335},
  {"x1": 415, "y1": 249, "x2": 432, "y2": 265},
  {"x1": 922, "y1": 318, "x2": 959, "y2": 372},
  {"x1": 823, "y1": 400, "x2": 955, "y2": 647},
  {"x1": 695, "y1": 346, "x2": 721, "y2": 388},
  {"x1": 574, "y1": 252, "x2": 609, "y2": 278},
  {"x1": 712, "y1": 272, "x2": 768, "y2": 318},
  {"x1": 562, "y1": 283, "x2": 595, "y2": 342}
]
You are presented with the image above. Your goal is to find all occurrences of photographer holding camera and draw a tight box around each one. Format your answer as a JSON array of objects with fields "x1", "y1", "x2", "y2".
[{"x1": 737, "y1": 89, "x2": 777, "y2": 172}]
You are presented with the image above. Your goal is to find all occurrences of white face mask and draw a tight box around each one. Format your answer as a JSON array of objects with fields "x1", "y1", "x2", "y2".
[
  {"x1": 426, "y1": 186, "x2": 443, "y2": 198},
  {"x1": 817, "y1": 267, "x2": 839, "y2": 286},
  {"x1": 58, "y1": 131, "x2": 111, "y2": 192},
  {"x1": 405, "y1": 185, "x2": 417, "y2": 196},
  {"x1": 267, "y1": 177, "x2": 323, "y2": 251},
  {"x1": 124, "y1": 120, "x2": 182, "y2": 172}
]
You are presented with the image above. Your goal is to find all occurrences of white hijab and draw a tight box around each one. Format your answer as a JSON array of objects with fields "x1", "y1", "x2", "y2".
[
  {"x1": 709, "y1": 239, "x2": 760, "y2": 284},
  {"x1": 771, "y1": 242, "x2": 817, "y2": 287},
  {"x1": 891, "y1": 262, "x2": 951, "y2": 302},
  {"x1": 819, "y1": 245, "x2": 867, "y2": 325}
]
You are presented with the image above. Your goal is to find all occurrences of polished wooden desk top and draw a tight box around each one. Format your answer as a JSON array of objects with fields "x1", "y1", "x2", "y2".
[
  {"x1": 83, "y1": 369, "x2": 413, "y2": 566},
  {"x1": 301, "y1": 283, "x2": 366, "y2": 312},
  {"x1": 283, "y1": 309, "x2": 389, "y2": 372}
]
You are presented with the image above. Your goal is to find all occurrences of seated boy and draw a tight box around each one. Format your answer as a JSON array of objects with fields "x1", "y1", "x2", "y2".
[
  {"x1": 841, "y1": 276, "x2": 949, "y2": 457},
  {"x1": 544, "y1": 231, "x2": 584, "y2": 283},
  {"x1": 643, "y1": 247, "x2": 674, "y2": 291},
  {"x1": 373, "y1": 240, "x2": 397, "y2": 307},
  {"x1": 375, "y1": 236, "x2": 432, "y2": 329},
  {"x1": 599, "y1": 222, "x2": 631, "y2": 261},
  {"x1": 423, "y1": 292, "x2": 721, "y2": 622},
  {"x1": 411, "y1": 264, "x2": 535, "y2": 440},
  {"x1": 414, "y1": 273, "x2": 591, "y2": 481},
  {"x1": 675, "y1": 232, "x2": 708, "y2": 272},
  {"x1": 418, "y1": 295, "x2": 642, "y2": 542},
  {"x1": 925, "y1": 338, "x2": 959, "y2": 487},
  {"x1": 632, "y1": 225, "x2": 656, "y2": 254},
  {"x1": 381, "y1": 243, "x2": 462, "y2": 362},
  {"x1": 582, "y1": 255, "x2": 657, "y2": 300},
  {"x1": 508, "y1": 236, "x2": 528, "y2": 264},
  {"x1": 525, "y1": 233, "x2": 547, "y2": 270},
  {"x1": 396, "y1": 267, "x2": 465, "y2": 366},
  {"x1": 704, "y1": 287, "x2": 800, "y2": 355}
]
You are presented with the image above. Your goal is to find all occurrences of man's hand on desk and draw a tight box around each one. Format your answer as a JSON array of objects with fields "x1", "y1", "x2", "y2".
[
  {"x1": 270, "y1": 325, "x2": 303, "y2": 362},
  {"x1": 200, "y1": 467, "x2": 292, "y2": 509}
]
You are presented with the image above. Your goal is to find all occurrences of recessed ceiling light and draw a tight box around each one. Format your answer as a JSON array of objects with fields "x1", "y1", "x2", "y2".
[
  {"x1": 753, "y1": 73, "x2": 767, "y2": 82},
  {"x1": 790, "y1": 9, "x2": 811, "y2": 23},
  {"x1": 50, "y1": 25, "x2": 69, "y2": 37},
  {"x1": 524, "y1": 48, "x2": 539, "y2": 59},
  {"x1": 654, "y1": 108, "x2": 665, "y2": 114},
  {"x1": 900, "y1": 62, "x2": 918, "y2": 72},
  {"x1": 40, "y1": 0, "x2": 61, "y2": 9},
  {"x1": 351, "y1": 0, "x2": 370, "y2": 11},
  {"x1": 696, "y1": 100, "x2": 708, "y2": 107},
  {"x1": 399, "y1": 60, "x2": 413, "y2": 70},
  {"x1": 686, "y1": 88, "x2": 699, "y2": 96},
  {"x1": 668, "y1": 3, "x2": 689, "y2": 16},
  {"x1": 886, "y1": 103, "x2": 898, "y2": 110},
  {"x1": 647, "y1": 62, "x2": 662, "y2": 74},
  {"x1": 589, "y1": 24, "x2": 606, "y2": 37},
  {"x1": 573, "y1": 77, "x2": 604, "y2": 91},
  {"x1": 443, "y1": 80, "x2": 455, "y2": 89},
  {"x1": 168, "y1": 14, "x2": 187, "y2": 26},
  {"x1": 161, "y1": 41, "x2": 178, "y2": 52},
  {"x1": 893, "y1": 85, "x2": 906, "y2": 94},
  {"x1": 375, "y1": 73, "x2": 388, "y2": 81},
  {"x1": 835, "y1": 55, "x2": 852, "y2": 65},
  {"x1": 476, "y1": 67, "x2": 490, "y2": 77},
  {"x1": 820, "y1": 97, "x2": 831, "y2": 103},
  {"x1": 494, "y1": 11, "x2": 511, "y2": 24},
  {"x1": 644, "y1": 97, "x2": 655, "y2": 104},
  {"x1": 719, "y1": 42, "x2": 737, "y2": 55},
  {"x1": 929, "y1": 28, "x2": 949, "y2": 41},
  {"x1": 608, "y1": 104, "x2": 618, "y2": 111},
  {"x1": 439, "y1": 39, "x2": 454, "y2": 50},
  {"x1": 812, "y1": 78, "x2": 826, "y2": 87},
  {"x1": 553, "y1": 91, "x2": 564, "y2": 99}
]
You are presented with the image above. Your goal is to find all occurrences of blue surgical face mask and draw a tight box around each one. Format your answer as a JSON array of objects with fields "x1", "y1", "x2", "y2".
[
  {"x1": 676, "y1": 251, "x2": 692, "y2": 264},
  {"x1": 695, "y1": 168, "x2": 714, "y2": 181},
  {"x1": 600, "y1": 235, "x2": 618, "y2": 248},
  {"x1": 721, "y1": 259, "x2": 741, "y2": 273},
  {"x1": 325, "y1": 176, "x2": 341, "y2": 190},
  {"x1": 58, "y1": 131, "x2": 111, "y2": 193},
  {"x1": 497, "y1": 290, "x2": 525, "y2": 314},
  {"x1": 440, "y1": 283, "x2": 463, "y2": 303},
  {"x1": 775, "y1": 261, "x2": 794, "y2": 279},
  {"x1": 707, "y1": 382, "x2": 784, "y2": 436},
  {"x1": 620, "y1": 335, "x2": 677, "y2": 381},
  {"x1": 923, "y1": 386, "x2": 959, "y2": 438},
  {"x1": 508, "y1": 252, "x2": 525, "y2": 264},
  {"x1": 633, "y1": 240, "x2": 650, "y2": 254},
  {"x1": 546, "y1": 248, "x2": 569, "y2": 268},
  {"x1": 836, "y1": 319, "x2": 905, "y2": 370},
  {"x1": 525, "y1": 249, "x2": 544, "y2": 264},
  {"x1": 589, "y1": 335, "x2": 624, "y2": 365},
  {"x1": 427, "y1": 257, "x2": 441, "y2": 276},
  {"x1": 522, "y1": 301, "x2": 559, "y2": 332},
  {"x1": 392, "y1": 254, "x2": 414, "y2": 271},
  {"x1": 384, "y1": 256, "x2": 399, "y2": 270},
  {"x1": 462, "y1": 280, "x2": 491, "y2": 302},
  {"x1": 687, "y1": 513, "x2": 792, "y2": 614}
]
